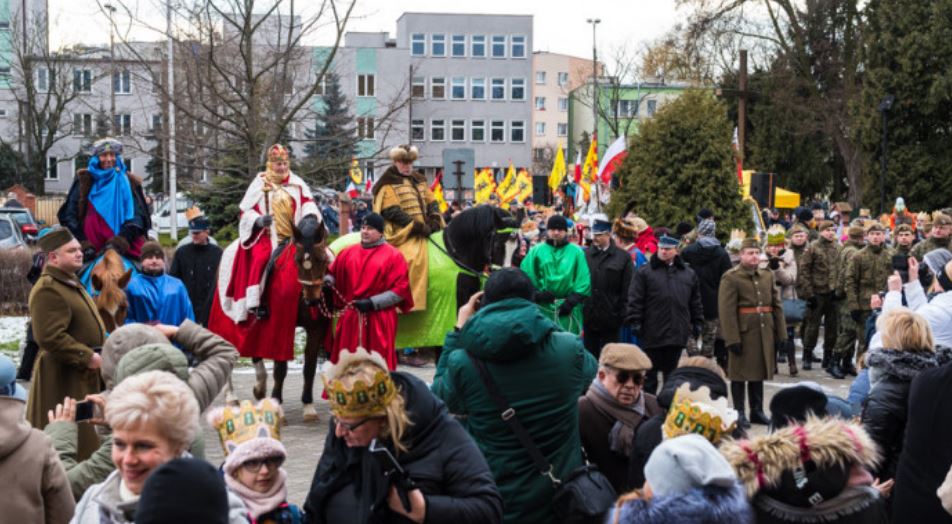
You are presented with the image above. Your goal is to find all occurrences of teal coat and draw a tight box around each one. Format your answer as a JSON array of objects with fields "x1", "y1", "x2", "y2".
[{"x1": 432, "y1": 298, "x2": 597, "y2": 524}]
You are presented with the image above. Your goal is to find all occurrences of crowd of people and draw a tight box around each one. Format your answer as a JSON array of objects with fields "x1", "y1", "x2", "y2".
[{"x1": 5, "y1": 134, "x2": 952, "y2": 524}]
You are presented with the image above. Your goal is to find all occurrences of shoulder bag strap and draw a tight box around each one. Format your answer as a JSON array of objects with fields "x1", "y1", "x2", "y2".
[{"x1": 466, "y1": 352, "x2": 560, "y2": 484}]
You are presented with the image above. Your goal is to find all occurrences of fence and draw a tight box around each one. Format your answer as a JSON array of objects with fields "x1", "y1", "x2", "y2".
[{"x1": 34, "y1": 196, "x2": 65, "y2": 225}]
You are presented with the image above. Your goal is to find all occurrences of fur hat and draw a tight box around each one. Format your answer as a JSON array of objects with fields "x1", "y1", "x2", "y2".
[
  {"x1": 599, "y1": 343, "x2": 652, "y2": 371},
  {"x1": 612, "y1": 218, "x2": 639, "y2": 241},
  {"x1": 101, "y1": 324, "x2": 170, "y2": 388},
  {"x1": 388, "y1": 144, "x2": 419, "y2": 162},
  {"x1": 141, "y1": 241, "x2": 165, "y2": 260}
]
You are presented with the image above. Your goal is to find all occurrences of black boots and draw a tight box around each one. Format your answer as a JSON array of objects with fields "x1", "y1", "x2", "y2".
[
  {"x1": 821, "y1": 348, "x2": 832, "y2": 370},
  {"x1": 841, "y1": 353, "x2": 858, "y2": 376},
  {"x1": 826, "y1": 358, "x2": 846, "y2": 379},
  {"x1": 786, "y1": 340, "x2": 798, "y2": 376},
  {"x1": 731, "y1": 381, "x2": 750, "y2": 429},
  {"x1": 748, "y1": 381, "x2": 770, "y2": 425},
  {"x1": 802, "y1": 347, "x2": 813, "y2": 370}
]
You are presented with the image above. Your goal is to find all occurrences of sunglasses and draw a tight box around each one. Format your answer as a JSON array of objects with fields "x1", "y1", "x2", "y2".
[
  {"x1": 614, "y1": 370, "x2": 645, "y2": 385},
  {"x1": 240, "y1": 456, "x2": 284, "y2": 472},
  {"x1": 334, "y1": 416, "x2": 377, "y2": 432}
]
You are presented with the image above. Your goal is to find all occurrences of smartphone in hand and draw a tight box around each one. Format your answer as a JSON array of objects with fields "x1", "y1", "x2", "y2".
[{"x1": 75, "y1": 401, "x2": 95, "y2": 422}]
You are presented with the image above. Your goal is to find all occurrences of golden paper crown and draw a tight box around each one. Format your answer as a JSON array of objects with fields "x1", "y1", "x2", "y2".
[
  {"x1": 267, "y1": 144, "x2": 289, "y2": 162},
  {"x1": 766, "y1": 224, "x2": 786, "y2": 246},
  {"x1": 662, "y1": 383, "x2": 738, "y2": 444},
  {"x1": 207, "y1": 399, "x2": 282, "y2": 455},
  {"x1": 185, "y1": 206, "x2": 204, "y2": 222},
  {"x1": 322, "y1": 347, "x2": 398, "y2": 418}
]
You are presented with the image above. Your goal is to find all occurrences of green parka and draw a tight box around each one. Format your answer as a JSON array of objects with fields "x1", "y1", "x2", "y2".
[{"x1": 432, "y1": 298, "x2": 597, "y2": 524}]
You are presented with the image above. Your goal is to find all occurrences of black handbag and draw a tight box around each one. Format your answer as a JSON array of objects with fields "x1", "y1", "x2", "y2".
[{"x1": 466, "y1": 353, "x2": 617, "y2": 523}]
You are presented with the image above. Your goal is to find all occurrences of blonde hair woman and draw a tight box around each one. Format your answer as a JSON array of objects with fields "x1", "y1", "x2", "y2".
[{"x1": 303, "y1": 348, "x2": 502, "y2": 524}]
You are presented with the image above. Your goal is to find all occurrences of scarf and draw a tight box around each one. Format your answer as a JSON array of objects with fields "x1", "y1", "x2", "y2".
[
  {"x1": 87, "y1": 154, "x2": 135, "y2": 236},
  {"x1": 224, "y1": 468, "x2": 289, "y2": 519},
  {"x1": 585, "y1": 379, "x2": 644, "y2": 457}
]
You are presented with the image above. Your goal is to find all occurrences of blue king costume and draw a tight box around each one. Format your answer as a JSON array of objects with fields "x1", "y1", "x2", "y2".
[{"x1": 125, "y1": 242, "x2": 195, "y2": 326}]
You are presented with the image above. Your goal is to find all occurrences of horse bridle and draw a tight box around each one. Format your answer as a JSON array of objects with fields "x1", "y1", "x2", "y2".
[{"x1": 439, "y1": 226, "x2": 516, "y2": 278}]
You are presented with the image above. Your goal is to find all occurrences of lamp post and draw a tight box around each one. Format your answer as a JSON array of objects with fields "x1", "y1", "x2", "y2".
[
  {"x1": 104, "y1": 3, "x2": 117, "y2": 132},
  {"x1": 586, "y1": 18, "x2": 600, "y2": 141},
  {"x1": 878, "y1": 94, "x2": 895, "y2": 216},
  {"x1": 167, "y1": 0, "x2": 178, "y2": 240}
]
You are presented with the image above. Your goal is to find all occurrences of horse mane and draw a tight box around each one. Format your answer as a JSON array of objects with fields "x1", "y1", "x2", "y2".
[{"x1": 445, "y1": 206, "x2": 515, "y2": 266}]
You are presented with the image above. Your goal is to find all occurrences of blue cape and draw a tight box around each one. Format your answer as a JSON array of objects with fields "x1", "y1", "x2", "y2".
[
  {"x1": 87, "y1": 154, "x2": 135, "y2": 236},
  {"x1": 125, "y1": 273, "x2": 195, "y2": 326}
]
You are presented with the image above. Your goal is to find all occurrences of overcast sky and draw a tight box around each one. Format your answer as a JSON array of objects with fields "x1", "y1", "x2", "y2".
[{"x1": 48, "y1": 0, "x2": 683, "y2": 59}]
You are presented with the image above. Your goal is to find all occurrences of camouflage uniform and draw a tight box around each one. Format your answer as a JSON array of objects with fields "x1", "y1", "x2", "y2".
[
  {"x1": 798, "y1": 235, "x2": 841, "y2": 366},
  {"x1": 911, "y1": 236, "x2": 951, "y2": 261},
  {"x1": 845, "y1": 243, "x2": 892, "y2": 363},
  {"x1": 831, "y1": 236, "x2": 865, "y2": 372}
]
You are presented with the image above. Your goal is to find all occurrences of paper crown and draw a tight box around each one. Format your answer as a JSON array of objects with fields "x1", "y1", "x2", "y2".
[
  {"x1": 322, "y1": 347, "x2": 398, "y2": 419},
  {"x1": 185, "y1": 206, "x2": 204, "y2": 222},
  {"x1": 267, "y1": 144, "x2": 289, "y2": 162},
  {"x1": 662, "y1": 383, "x2": 738, "y2": 444},
  {"x1": 207, "y1": 399, "x2": 282, "y2": 455},
  {"x1": 766, "y1": 224, "x2": 787, "y2": 246}
]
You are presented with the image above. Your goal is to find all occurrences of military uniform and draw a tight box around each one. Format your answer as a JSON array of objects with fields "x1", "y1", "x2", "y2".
[
  {"x1": 845, "y1": 242, "x2": 892, "y2": 364},
  {"x1": 830, "y1": 233, "x2": 865, "y2": 378},
  {"x1": 798, "y1": 233, "x2": 841, "y2": 367},
  {"x1": 911, "y1": 236, "x2": 951, "y2": 261},
  {"x1": 893, "y1": 243, "x2": 914, "y2": 258}
]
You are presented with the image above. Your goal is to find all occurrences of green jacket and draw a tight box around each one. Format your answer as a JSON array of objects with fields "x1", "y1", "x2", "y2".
[
  {"x1": 798, "y1": 237, "x2": 841, "y2": 298},
  {"x1": 432, "y1": 298, "x2": 597, "y2": 524},
  {"x1": 520, "y1": 241, "x2": 591, "y2": 334},
  {"x1": 911, "y1": 236, "x2": 951, "y2": 261},
  {"x1": 846, "y1": 244, "x2": 893, "y2": 312},
  {"x1": 835, "y1": 239, "x2": 865, "y2": 297},
  {"x1": 789, "y1": 243, "x2": 810, "y2": 297}
]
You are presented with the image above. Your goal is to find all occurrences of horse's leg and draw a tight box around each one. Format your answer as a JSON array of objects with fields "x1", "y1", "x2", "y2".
[
  {"x1": 271, "y1": 359, "x2": 289, "y2": 425},
  {"x1": 224, "y1": 374, "x2": 239, "y2": 407},
  {"x1": 301, "y1": 319, "x2": 322, "y2": 423},
  {"x1": 252, "y1": 358, "x2": 267, "y2": 400}
]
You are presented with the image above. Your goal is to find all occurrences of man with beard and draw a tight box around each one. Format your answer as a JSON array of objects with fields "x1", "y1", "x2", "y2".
[
  {"x1": 521, "y1": 214, "x2": 591, "y2": 335},
  {"x1": 170, "y1": 210, "x2": 222, "y2": 326},
  {"x1": 125, "y1": 241, "x2": 195, "y2": 326}
]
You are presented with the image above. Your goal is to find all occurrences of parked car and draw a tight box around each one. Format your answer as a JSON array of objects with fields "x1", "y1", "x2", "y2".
[
  {"x1": 0, "y1": 207, "x2": 41, "y2": 244},
  {"x1": 0, "y1": 215, "x2": 27, "y2": 250},
  {"x1": 150, "y1": 193, "x2": 193, "y2": 233}
]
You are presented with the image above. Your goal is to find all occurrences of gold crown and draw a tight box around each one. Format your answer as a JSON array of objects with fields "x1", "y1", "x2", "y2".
[
  {"x1": 322, "y1": 347, "x2": 398, "y2": 418},
  {"x1": 185, "y1": 206, "x2": 204, "y2": 222},
  {"x1": 267, "y1": 144, "x2": 289, "y2": 162},
  {"x1": 208, "y1": 399, "x2": 282, "y2": 455},
  {"x1": 662, "y1": 383, "x2": 738, "y2": 444},
  {"x1": 766, "y1": 224, "x2": 786, "y2": 246}
]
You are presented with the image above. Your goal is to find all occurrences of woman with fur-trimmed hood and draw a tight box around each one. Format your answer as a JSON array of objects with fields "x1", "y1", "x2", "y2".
[{"x1": 721, "y1": 417, "x2": 888, "y2": 524}]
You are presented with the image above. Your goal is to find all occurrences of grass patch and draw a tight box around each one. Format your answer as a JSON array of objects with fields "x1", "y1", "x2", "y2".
[{"x1": 0, "y1": 340, "x2": 19, "y2": 352}]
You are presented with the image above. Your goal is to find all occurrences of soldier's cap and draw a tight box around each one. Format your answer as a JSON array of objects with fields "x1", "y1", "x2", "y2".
[
  {"x1": 865, "y1": 222, "x2": 885, "y2": 233},
  {"x1": 740, "y1": 237, "x2": 761, "y2": 251},
  {"x1": 787, "y1": 223, "x2": 809, "y2": 237},
  {"x1": 658, "y1": 234, "x2": 679, "y2": 248},
  {"x1": 599, "y1": 343, "x2": 652, "y2": 371},
  {"x1": 848, "y1": 225, "x2": 865, "y2": 240},
  {"x1": 894, "y1": 223, "x2": 914, "y2": 235},
  {"x1": 818, "y1": 220, "x2": 835, "y2": 231},
  {"x1": 934, "y1": 213, "x2": 952, "y2": 226},
  {"x1": 37, "y1": 226, "x2": 74, "y2": 253}
]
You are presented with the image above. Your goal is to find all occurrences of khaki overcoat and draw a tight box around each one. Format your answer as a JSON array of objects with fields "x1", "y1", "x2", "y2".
[{"x1": 718, "y1": 265, "x2": 786, "y2": 381}]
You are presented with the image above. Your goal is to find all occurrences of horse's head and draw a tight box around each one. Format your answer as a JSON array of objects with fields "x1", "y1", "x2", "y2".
[
  {"x1": 292, "y1": 214, "x2": 330, "y2": 303},
  {"x1": 91, "y1": 249, "x2": 132, "y2": 332}
]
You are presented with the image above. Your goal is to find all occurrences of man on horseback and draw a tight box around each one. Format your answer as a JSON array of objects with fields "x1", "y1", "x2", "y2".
[
  {"x1": 325, "y1": 213, "x2": 413, "y2": 370},
  {"x1": 372, "y1": 144, "x2": 444, "y2": 311}
]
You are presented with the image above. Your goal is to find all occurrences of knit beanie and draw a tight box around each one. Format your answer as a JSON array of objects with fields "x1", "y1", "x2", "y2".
[
  {"x1": 223, "y1": 437, "x2": 287, "y2": 476},
  {"x1": 136, "y1": 458, "x2": 229, "y2": 524},
  {"x1": 923, "y1": 249, "x2": 952, "y2": 281},
  {"x1": 644, "y1": 433, "x2": 737, "y2": 497},
  {"x1": 140, "y1": 241, "x2": 165, "y2": 260},
  {"x1": 362, "y1": 212, "x2": 385, "y2": 233},
  {"x1": 101, "y1": 324, "x2": 169, "y2": 389},
  {"x1": 697, "y1": 218, "x2": 716, "y2": 238},
  {"x1": 483, "y1": 267, "x2": 535, "y2": 304},
  {"x1": 547, "y1": 214, "x2": 569, "y2": 231}
]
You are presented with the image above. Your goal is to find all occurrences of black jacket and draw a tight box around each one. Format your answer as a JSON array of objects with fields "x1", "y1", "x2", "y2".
[
  {"x1": 892, "y1": 361, "x2": 952, "y2": 523},
  {"x1": 680, "y1": 239, "x2": 732, "y2": 320},
  {"x1": 625, "y1": 254, "x2": 703, "y2": 349},
  {"x1": 303, "y1": 372, "x2": 503, "y2": 524},
  {"x1": 57, "y1": 169, "x2": 152, "y2": 244},
  {"x1": 861, "y1": 346, "x2": 952, "y2": 480},
  {"x1": 169, "y1": 242, "x2": 224, "y2": 326},
  {"x1": 583, "y1": 241, "x2": 634, "y2": 332}
]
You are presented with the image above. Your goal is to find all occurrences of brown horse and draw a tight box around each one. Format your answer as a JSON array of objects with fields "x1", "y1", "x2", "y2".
[{"x1": 90, "y1": 249, "x2": 132, "y2": 332}]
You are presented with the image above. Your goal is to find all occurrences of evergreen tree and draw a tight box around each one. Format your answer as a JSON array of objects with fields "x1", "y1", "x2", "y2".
[
  {"x1": 145, "y1": 139, "x2": 166, "y2": 195},
  {"x1": 302, "y1": 72, "x2": 356, "y2": 189},
  {"x1": 608, "y1": 90, "x2": 748, "y2": 237},
  {"x1": 189, "y1": 138, "x2": 248, "y2": 241},
  {"x1": 0, "y1": 143, "x2": 25, "y2": 189}
]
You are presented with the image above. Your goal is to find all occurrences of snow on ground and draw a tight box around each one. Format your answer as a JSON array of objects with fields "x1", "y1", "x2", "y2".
[{"x1": 0, "y1": 316, "x2": 27, "y2": 363}]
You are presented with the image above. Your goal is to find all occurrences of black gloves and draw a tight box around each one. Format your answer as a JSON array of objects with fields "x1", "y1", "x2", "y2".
[
  {"x1": 768, "y1": 257, "x2": 781, "y2": 270},
  {"x1": 426, "y1": 214, "x2": 443, "y2": 233},
  {"x1": 119, "y1": 223, "x2": 141, "y2": 243},
  {"x1": 410, "y1": 221, "x2": 431, "y2": 238},
  {"x1": 834, "y1": 289, "x2": 846, "y2": 300},
  {"x1": 254, "y1": 215, "x2": 273, "y2": 229},
  {"x1": 353, "y1": 299, "x2": 374, "y2": 313},
  {"x1": 692, "y1": 323, "x2": 703, "y2": 338},
  {"x1": 727, "y1": 343, "x2": 743, "y2": 356},
  {"x1": 850, "y1": 310, "x2": 863, "y2": 322},
  {"x1": 535, "y1": 291, "x2": 556, "y2": 304},
  {"x1": 806, "y1": 296, "x2": 818, "y2": 308},
  {"x1": 558, "y1": 293, "x2": 583, "y2": 316}
]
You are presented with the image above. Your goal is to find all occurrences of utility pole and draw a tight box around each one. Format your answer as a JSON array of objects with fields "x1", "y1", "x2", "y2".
[
  {"x1": 737, "y1": 49, "x2": 748, "y2": 164},
  {"x1": 105, "y1": 3, "x2": 117, "y2": 133},
  {"x1": 167, "y1": 0, "x2": 178, "y2": 240},
  {"x1": 452, "y1": 160, "x2": 465, "y2": 206},
  {"x1": 586, "y1": 18, "x2": 600, "y2": 146}
]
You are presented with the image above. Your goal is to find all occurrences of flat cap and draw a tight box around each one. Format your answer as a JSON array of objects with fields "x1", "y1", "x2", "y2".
[{"x1": 599, "y1": 343, "x2": 652, "y2": 371}]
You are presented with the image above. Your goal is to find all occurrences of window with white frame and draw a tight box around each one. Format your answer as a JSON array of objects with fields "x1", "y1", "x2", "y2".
[
  {"x1": 510, "y1": 78, "x2": 525, "y2": 100},
  {"x1": 151, "y1": 114, "x2": 162, "y2": 132},
  {"x1": 471, "y1": 35, "x2": 486, "y2": 57},
  {"x1": 490, "y1": 120, "x2": 505, "y2": 142},
  {"x1": 314, "y1": 74, "x2": 327, "y2": 96},
  {"x1": 557, "y1": 123, "x2": 568, "y2": 136},
  {"x1": 73, "y1": 113, "x2": 92, "y2": 135},
  {"x1": 557, "y1": 72, "x2": 569, "y2": 85},
  {"x1": 411, "y1": 33, "x2": 425, "y2": 56},
  {"x1": 618, "y1": 99, "x2": 638, "y2": 117},
  {"x1": 490, "y1": 78, "x2": 505, "y2": 100},
  {"x1": 535, "y1": 122, "x2": 545, "y2": 136},
  {"x1": 450, "y1": 77, "x2": 466, "y2": 99},
  {"x1": 357, "y1": 117, "x2": 375, "y2": 139},
  {"x1": 558, "y1": 97, "x2": 569, "y2": 111},
  {"x1": 357, "y1": 74, "x2": 375, "y2": 97},
  {"x1": 431, "y1": 34, "x2": 446, "y2": 57},
  {"x1": 510, "y1": 120, "x2": 525, "y2": 142},
  {"x1": 114, "y1": 114, "x2": 132, "y2": 136},
  {"x1": 36, "y1": 67, "x2": 52, "y2": 92},
  {"x1": 510, "y1": 35, "x2": 526, "y2": 58},
  {"x1": 470, "y1": 119, "x2": 485, "y2": 142},
  {"x1": 535, "y1": 71, "x2": 546, "y2": 84},
  {"x1": 431, "y1": 77, "x2": 446, "y2": 99},
  {"x1": 451, "y1": 35, "x2": 466, "y2": 57},
  {"x1": 73, "y1": 69, "x2": 92, "y2": 92},
  {"x1": 411, "y1": 119, "x2": 425, "y2": 141},
  {"x1": 411, "y1": 76, "x2": 425, "y2": 99},
  {"x1": 430, "y1": 119, "x2": 445, "y2": 141},
  {"x1": 46, "y1": 156, "x2": 59, "y2": 180},
  {"x1": 491, "y1": 35, "x2": 506, "y2": 58},
  {"x1": 470, "y1": 77, "x2": 485, "y2": 100},
  {"x1": 534, "y1": 96, "x2": 545, "y2": 110},
  {"x1": 451, "y1": 119, "x2": 466, "y2": 141},
  {"x1": 113, "y1": 69, "x2": 131, "y2": 94}
]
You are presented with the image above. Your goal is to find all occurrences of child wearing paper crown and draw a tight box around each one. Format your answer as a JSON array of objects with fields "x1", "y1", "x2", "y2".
[{"x1": 207, "y1": 399, "x2": 302, "y2": 524}]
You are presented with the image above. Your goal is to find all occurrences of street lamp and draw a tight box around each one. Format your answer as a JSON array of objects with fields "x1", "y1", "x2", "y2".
[
  {"x1": 878, "y1": 94, "x2": 895, "y2": 215},
  {"x1": 586, "y1": 18, "x2": 600, "y2": 141},
  {"x1": 104, "y1": 3, "x2": 117, "y2": 130}
]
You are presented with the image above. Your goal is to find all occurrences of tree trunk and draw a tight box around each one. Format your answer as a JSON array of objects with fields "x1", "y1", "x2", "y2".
[{"x1": 833, "y1": 131, "x2": 865, "y2": 208}]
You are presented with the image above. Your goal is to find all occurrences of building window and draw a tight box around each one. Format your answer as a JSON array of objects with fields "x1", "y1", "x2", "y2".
[
  {"x1": 451, "y1": 34, "x2": 466, "y2": 57},
  {"x1": 357, "y1": 117, "x2": 375, "y2": 139},
  {"x1": 470, "y1": 77, "x2": 485, "y2": 100},
  {"x1": 490, "y1": 78, "x2": 505, "y2": 100},
  {"x1": 0, "y1": 21, "x2": 9, "y2": 29},
  {"x1": 36, "y1": 67, "x2": 52, "y2": 92},
  {"x1": 113, "y1": 69, "x2": 131, "y2": 94},
  {"x1": 411, "y1": 119, "x2": 425, "y2": 141},
  {"x1": 411, "y1": 76, "x2": 425, "y2": 99},
  {"x1": 314, "y1": 74, "x2": 327, "y2": 96},
  {"x1": 557, "y1": 72, "x2": 569, "y2": 85},
  {"x1": 471, "y1": 35, "x2": 486, "y2": 57},
  {"x1": 451, "y1": 119, "x2": 466, "y2": 141},
  {"x1": 511, "y1": 35, "x2": 526, "y2": 58},
  {"x1": 357, "y1": 74, "x2": 375, "y2": 97},
  {"x1": 491, "y1": 35, "x2": 506, "y2": 58},
  {"x1": 0, "y1": 66, "x2": 9, "y2": 78},
  {"x1": 46, "y1": 156, "x2": 59, "y2": 180},
  {"x1": 471, "y1": 120, "x2": 485, "y2": 142},
  {"x1": 533, "y1": 148, "x2": 547, "y2": 161},
  {"x1": 451, "y1": 77, "x2": 466, "y2": 99},
  {"x1": 411, "y1": 33, "x2": 425, "y2": 56},
  {"x1": 510, "y1": 120, "x2": 525, "y2": 143},
  {"x1": 558, "y1": 97, "x2": 569, "y2": 112},
  {"x1": 535, "y1": 122, "x2": 545, "y2": 136},
  {"x1": 510, "y1": 78, "x2": 525, "y2": 100},
  {"x1": 73, "y1": 69, "x2": 92, "y2": 92},
  {"x1": 647, "y1": 99, "x2": 657, "y2": 116},
  {"x1": 73, "y1": 113, "x2": 92, "y2": 135},
  {"x1": 490, "y1": 120, "x2": 505, "y2": 143},
  {"x1": 151, "y1": 114, "x2": 162, "y2": 132},
  {"x1": 430, "y1": 119, "x2": 445, "y2": 141},
  {"x1": 618, "y1": 99, "x2": 638, "y2": 117},
  {"x1": 113, "y1": 114, "x2": 132, "y2": 136},
  {"x1": 431, "y1": 34, "x2": 446, "y2": 57},
  {"x1": 534, "y1": 96, "x2": 546, "y2": 110},
  {"x1": 557, "y1": 123, "x2": 568, "y2": 136},
  {"x1": 431, "y1": 77, "x2": 446, "y2": 99},
  {"x1": 535, "y1": 71, "x2": 546, "y2": 85}
]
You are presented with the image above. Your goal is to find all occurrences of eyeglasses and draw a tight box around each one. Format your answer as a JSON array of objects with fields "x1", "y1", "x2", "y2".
[
  {"x1": 241, "y1": 456, "x2": 284, "y2": 472},
  {"x1": 614, "y1": 370, "x2": 645, "y2": 385},
  {"x1": 334, "y1": 417, "x2": 377, "y2": 432}
]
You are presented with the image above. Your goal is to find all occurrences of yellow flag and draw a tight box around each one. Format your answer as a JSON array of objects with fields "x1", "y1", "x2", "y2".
[
  {"x1": 583, "y1": 134, "x2": 598, "y2": 184},
  {"x1": 548, "y1": 144, "x2": 567, "y2": 191},
  {"x1": 349, "y1": 157, "x2": 362, "y2": 185},
  {"x1": 496, "y1": 163, "x2": 516, "y2": 201},
  {"x1": 515, "y1": 169, "x2": 533, "y2": 203},
  {"x1": 474, "y1": 168, "x2": 496, "y2": 204}
]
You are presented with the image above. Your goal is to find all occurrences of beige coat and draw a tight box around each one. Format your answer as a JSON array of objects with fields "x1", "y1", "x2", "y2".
[
  {"x1": 759, "y1": 248, "x2": 798, "y2": 300},
  {"x1": 718, "y1": 265, "x2": 786, "y2": 381}
]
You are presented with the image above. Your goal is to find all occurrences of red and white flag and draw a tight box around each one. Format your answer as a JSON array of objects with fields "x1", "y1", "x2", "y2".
[
  {"x1": 597, "y1": 135, "x2": 627, "y2": 184},
  {"x1": 573, "y1": 150, "x2": 583, "y2": 183},
  {"x1": 345, "y1": 179, "x2": 360, "y2": 199}
]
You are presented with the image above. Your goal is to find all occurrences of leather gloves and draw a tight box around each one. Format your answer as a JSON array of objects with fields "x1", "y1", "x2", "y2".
[
  {"x1": 557, "y1": 300, "x2": 574, "y2": 317},
  {"x1": 535, "y1": 291, "x2": 556, "y2": 304},
  {"x1": 254, "y1": 215, "x2": 273, "y2": 229},
  {"x1": 727, "y1": 343, "x2": 743, "y2": 356},
  {"x1": 850, "y1": 310, "x2": 863, "y2": 322},
  {"x1": 353, "y1": 299, "x2": 374, "y2": 313},
  {"x1": 410, "y1": 221, "x2": 431, "y2": 238},
  {"x1": 768, "y1": 257, "x2": 781, "y2": 270}
]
